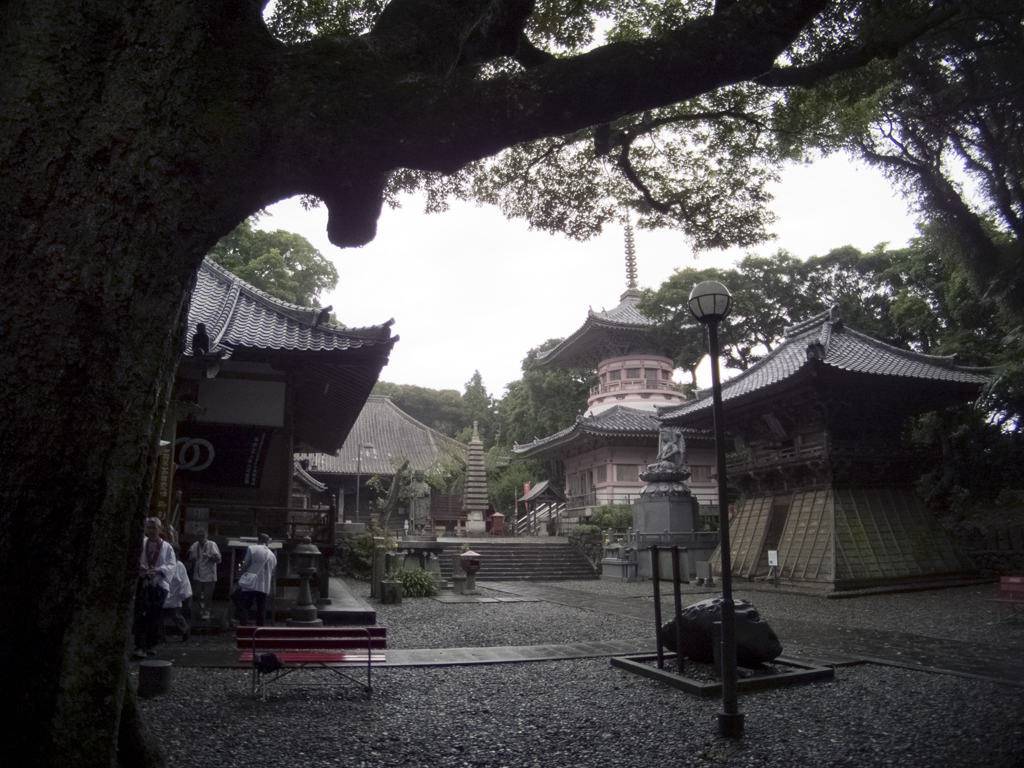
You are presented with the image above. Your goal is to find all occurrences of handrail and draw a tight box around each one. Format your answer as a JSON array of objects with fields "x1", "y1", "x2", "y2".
[{"x1": 590, "y1": 380, "x2": 687, "y2": 396}]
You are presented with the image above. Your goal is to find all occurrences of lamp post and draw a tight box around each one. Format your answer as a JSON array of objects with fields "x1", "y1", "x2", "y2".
[
  {"x1": 355, "y1": 443, "x2": 374, "y2": 525},
  {"x1": 688, "y1": 280, "x2": 744, "y2": 739}
]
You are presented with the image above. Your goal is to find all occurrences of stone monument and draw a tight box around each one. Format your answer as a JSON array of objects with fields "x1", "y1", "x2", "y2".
[
  {"x1": 632, "y1": 427, "x2": 718, "y2": 581},
  {"x1": 657, "y1": 597, "x2": 782, "y2": 667},
  {"x1": 463, "y1": 422, "x2": 488, "y2": 535}
]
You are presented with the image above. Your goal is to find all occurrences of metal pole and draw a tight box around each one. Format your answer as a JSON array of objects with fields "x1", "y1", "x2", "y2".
[
  {"x1": 355, "y1": 448, "x2": 362, "y2": 526},
  {"x1": 651, "y1": 545, "x2": 663, "y2": 669},
  {"x1": 671, "y1": 546, "x2": 684, "y2": 675},
  {"x1": 708, "y1": 321, "x2": 744, "y2": 738}
]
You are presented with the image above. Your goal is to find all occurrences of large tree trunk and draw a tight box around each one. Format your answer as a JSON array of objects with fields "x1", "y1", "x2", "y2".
[{"x1": 0, "y1": 0, "x2": 827, "y2": 764}]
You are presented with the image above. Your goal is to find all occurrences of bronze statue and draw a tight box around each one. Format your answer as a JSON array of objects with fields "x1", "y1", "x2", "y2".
[
  {"x1": 640, "y1": 427, "x2": 690, "y2": 483},
  {"x1": 408, "y1": 471, "x2": 431, "y2": 534}
]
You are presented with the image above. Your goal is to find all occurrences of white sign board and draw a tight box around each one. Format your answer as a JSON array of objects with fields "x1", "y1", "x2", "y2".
[{"x1": 768, "y1": 550, "x2": 779, "y2": 567}]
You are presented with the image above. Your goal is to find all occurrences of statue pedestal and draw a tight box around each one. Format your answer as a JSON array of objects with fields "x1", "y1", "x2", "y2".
[
  {"x1": 633, "y1": 492, "x2": 700, "y2": 534},
  {"x1": 633, "y1": 492, "x2": 719, "y2": 582}
]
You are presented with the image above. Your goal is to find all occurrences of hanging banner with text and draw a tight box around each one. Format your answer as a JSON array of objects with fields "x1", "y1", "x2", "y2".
[{"x1": 175, "y1": 423, "x2": 273, "y2": 488}]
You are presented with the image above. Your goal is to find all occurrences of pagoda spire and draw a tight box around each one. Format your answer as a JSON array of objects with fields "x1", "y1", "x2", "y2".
[
  {"x1": 620, "y1": 215, "x2": 640, "y2": 302},
  {"x1": 624, "y1": 216, "x2": 638, "y2": 290}
]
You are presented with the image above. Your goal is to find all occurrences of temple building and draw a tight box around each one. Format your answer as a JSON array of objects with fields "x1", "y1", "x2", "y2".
[
  {"x1": 514, "y1": 227, "x2": 717, "y2": 523},
  {"x1": 298, "y1": 394, "x2": 468, "y2": 533},
  {"x1": 658, "y1": 307, "x2": 991, "y2": 594},
  {"x1": 167, "y1": 258, "x2": 397, "y2": 545}
]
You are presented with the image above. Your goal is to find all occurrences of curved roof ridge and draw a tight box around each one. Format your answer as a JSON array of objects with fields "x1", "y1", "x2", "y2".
[
  {"x1": 202, "y1": 258, "x2": 322, "y2": 325},
  {"x1": 535, "y1": 290, "x2": 656, "y2": 368},
  {"x1": 586, "y1": 289, "x2": 652, "y2": 327},
  {"x1": 840, "y1": 325, "x2": 964, "y2": 368}
]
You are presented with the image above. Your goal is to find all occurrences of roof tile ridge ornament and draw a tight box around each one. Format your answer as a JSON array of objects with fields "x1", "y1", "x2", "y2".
[{"x1": 783, "y1": 306, "x2": 840, "y2": 338}]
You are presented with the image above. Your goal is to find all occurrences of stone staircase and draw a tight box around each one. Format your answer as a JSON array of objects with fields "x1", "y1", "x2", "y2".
[{"x1": 438, "y1": 541, "x2": 598, "y2": 581}]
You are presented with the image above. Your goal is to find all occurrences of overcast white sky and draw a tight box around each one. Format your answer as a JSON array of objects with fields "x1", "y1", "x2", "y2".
[{"x1": 258, "y1": 153, "x2": 920, "y2": 396}]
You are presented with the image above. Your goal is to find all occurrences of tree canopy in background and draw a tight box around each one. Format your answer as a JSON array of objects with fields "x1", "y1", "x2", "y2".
[
  {"x1": 206, "y1": 216, "x2": 340, "y2": 308},
  {"x1": 775, "y1": 0, "x2": 1024, "y2": 315},
  {"x1": 273, "y1": 0, "x2": 1023, "y2": 321},
  {"x1": 372, "y1": 381, "x2": 472, "y2": 438},
  {"x1": 499, "y1": 339, "x2": 595, "y2": 448}
]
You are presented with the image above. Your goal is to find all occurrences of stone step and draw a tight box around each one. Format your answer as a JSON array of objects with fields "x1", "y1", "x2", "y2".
[{"x1": 436, "y1": 542, "x2": 598, "y2": 581}]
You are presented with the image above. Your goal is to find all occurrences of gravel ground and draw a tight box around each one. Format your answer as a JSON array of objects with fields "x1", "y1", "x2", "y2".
[{"x1": 140, "y1": 579, "x2": 1024, "y2": 767}]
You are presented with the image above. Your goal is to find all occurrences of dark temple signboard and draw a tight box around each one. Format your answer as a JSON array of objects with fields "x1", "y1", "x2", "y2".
[{"x1": 175, "y1": 423, "x2": 273, "y2": 488}]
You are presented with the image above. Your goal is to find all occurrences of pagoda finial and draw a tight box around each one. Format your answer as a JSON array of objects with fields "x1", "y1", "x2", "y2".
[{"x1": 624, "y1": 215, "x2": 638, "y2": 290}]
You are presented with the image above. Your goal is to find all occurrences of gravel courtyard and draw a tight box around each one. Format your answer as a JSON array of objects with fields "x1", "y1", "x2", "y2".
[{"x1": 140, "y1": 579, "x2": 1024, "y2": 768}]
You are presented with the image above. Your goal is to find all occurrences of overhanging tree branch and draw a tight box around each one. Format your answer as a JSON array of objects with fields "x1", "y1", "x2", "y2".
[{"x1": 261, "y1": 0, "x2": 830, "y2": 247}]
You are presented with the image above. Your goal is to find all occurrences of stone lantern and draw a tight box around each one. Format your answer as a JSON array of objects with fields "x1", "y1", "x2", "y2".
[
  {"x1": 288, "y1": 536, "x2": 323, "y2": 627},
  {"x1": 460, "y1": 550, "x2": 482, "y2": 594}
]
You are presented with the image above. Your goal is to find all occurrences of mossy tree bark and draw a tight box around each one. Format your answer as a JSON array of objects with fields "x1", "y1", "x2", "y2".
[{"x1": 0, "y1": 0, "x2": 826, "y2": 765}]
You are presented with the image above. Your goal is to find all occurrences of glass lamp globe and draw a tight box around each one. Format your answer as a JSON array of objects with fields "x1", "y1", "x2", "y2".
[{"x1": 688, "y1": 281, "x2": 733, "y2": 323}]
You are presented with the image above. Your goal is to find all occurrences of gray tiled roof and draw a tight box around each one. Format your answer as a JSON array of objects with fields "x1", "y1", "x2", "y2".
[
  {"x1": 185, "y1": 259, "x2": 397, "y2": 453},
  {"x1": 513, "y1": 405, "x2": 708, "y2": 458},
  {"x1": 298, "y1": 396, "x2": 467, "y2": 477},
  {"x1": 659, "y1": 307, "x2": 991, "y2": 425},
  {"x1": 536, "y1": 289, "x2": 657, "y2": 369},
  {"x1": 188, "y1": 259, "x2": 395, "y2": 357},
  {"x1": 520, "y1": 479, "x2": 568, "y2": 503},
  {"x1": 293, "y1": 459, "x2": 327, "y2": 492}
]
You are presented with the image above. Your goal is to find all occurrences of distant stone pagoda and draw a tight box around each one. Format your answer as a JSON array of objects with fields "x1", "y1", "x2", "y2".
[
  {"x1": 659, "y1": 307, "x2": 991, "y2": 594},
  {"x1": 463, "y1": 422, "x2": 489, "y2": 535},
  {"x1": 515, "y1": 225, "x2": 717, "y2": 518}
]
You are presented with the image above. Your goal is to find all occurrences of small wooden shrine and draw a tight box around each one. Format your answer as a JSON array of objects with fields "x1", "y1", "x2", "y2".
[{"x1": 658, "y1": 307, "x2": 991, "y2": 594}]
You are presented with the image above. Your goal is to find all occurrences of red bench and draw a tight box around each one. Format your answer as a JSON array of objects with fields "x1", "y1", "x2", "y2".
[
  {"x1": 988, "y1": 576, "x2": 1024, "y2": 623},
  {"x1": 237, "y1": 626, "x2": 386, "y2": 699}
]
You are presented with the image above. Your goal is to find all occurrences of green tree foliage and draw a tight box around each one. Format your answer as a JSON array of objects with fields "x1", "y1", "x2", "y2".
[
  {"x1": 457, "y1": 370, "x2": 499, "y2": 448},
  {"x1": 372, "y1": 381, "x2": 471, "y2": 438},
  {"x1": 368, "y1": 458, "x2": 412, "y2": 530},
  {"x1": 589, "y1": 503, "x2": 634, "y2": 531},
  {"x1": 485, "y1": 448, "x2": 546, "y2": 517},
  {"x1": 638, "y1": 251, "x2": 820, "y2": 375},
  {"x1": 498, "y1": 339, "x2": 595, "y2": 447},
  {"x1": 206, "y1": 216, "x2": 340, "y2": 307},
  {"x1": 424, "y1": 449, "x2": 467, "y2": 507},
  {"x1": 641, "y1": 235, "x2": 1015, "y2": 375},
  {"x1": 774, "y1": 0, "x2": 1024, "y2": 316}
]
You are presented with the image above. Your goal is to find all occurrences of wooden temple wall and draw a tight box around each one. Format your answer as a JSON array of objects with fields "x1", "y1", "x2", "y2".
[{"x1": 710, "y1": 486, "x2": 971, "y2": 592}]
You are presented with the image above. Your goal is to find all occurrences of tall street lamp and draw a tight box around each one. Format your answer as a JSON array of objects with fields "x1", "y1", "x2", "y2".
[
  {"x1": 688, "y1": 280, "x2": 744, "y2": 739},
  {"x1": 355, "y1": 443, "x2": 374, "y2": 525}
]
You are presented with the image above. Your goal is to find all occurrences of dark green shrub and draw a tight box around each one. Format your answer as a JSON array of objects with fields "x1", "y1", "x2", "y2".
[
  {"x1": 388, "y1": 567, "x2": 440, "y2": 598},
  {"x1": 339, "y1": 525, "x2": 396, "y2": 579},
  {"x1": 589, "y1": 503, "x2": 634, "y2": 531}
]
